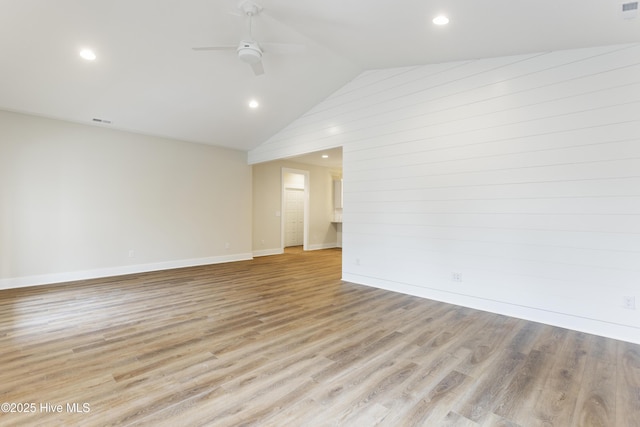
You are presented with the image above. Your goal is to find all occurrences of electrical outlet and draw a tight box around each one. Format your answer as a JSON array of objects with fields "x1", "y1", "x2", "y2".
[
  {"x1": 623, "y1": 296, "x2": 636, "y2": 310},
  {"x1": 128, "y1": 249, "x2": 135, "y2": 258},
  {"x1": 225, "y1": 242, "x2": 230, "y2": 250},
  {"x1": 451, "y1": 272, "x2": 462, "y2": 282},
  {"x1": 355, "y1": 258, "x2": 360, "y2": 265}
]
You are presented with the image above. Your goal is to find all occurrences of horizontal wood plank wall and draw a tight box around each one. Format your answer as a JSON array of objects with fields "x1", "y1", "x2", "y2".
[{"x1": 248, "y1": 43, "x2": 640, "y2": 343}]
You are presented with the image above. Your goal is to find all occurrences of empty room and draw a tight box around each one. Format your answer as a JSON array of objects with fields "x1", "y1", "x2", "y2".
[{"x1": 1, "y1": 1, "x2": 640, "y2": 426}]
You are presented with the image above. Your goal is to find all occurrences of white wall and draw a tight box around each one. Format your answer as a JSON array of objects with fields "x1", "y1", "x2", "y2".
[
  {"x1": 0, "y1": 110, "x2": 252, "y2": 289},
  {"x1": 249, "y1": 43, "x2": 640, "y2": 344}
]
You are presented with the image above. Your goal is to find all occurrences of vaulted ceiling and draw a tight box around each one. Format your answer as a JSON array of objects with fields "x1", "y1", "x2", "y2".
[{"x1": 2, "y1": 0, "x2": 639, "y2": 151}]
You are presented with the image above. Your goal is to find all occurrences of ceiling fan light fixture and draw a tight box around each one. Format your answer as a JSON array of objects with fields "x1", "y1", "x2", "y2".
[{"x1": 237, "y1": 42, "x2": 262, "y2": 64}]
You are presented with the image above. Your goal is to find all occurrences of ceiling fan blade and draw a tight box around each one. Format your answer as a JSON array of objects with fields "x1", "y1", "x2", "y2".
[
  {"x1": 192, "y1": 46, "x2": 236, "y2": 51},
  {"x1": 261, "y1": 42, "x2": 306, "y2": 55},
  {"x1": 251, "y1": 60, "x2": 264, "y2": 76}
]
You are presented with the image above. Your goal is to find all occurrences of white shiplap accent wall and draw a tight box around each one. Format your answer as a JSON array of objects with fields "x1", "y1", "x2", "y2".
[{"x1": 249, "y1": 44, "x2": 640, "y2": 344}]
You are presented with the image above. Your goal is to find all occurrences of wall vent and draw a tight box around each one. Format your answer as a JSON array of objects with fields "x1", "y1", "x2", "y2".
[
  {"x1": 621, "y1": 1, "x2": 638, "y2": 18},
  {"x1": 92, "y1": 118, "x2": 112, "y2": 124}
]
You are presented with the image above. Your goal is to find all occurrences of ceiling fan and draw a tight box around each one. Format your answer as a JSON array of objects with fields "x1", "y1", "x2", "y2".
[{"x1": 193, "y1": 0, "x2": 305, "y2": 76}]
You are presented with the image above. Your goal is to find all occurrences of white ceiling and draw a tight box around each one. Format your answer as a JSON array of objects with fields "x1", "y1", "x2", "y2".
[
  {"x1": 284, "y1": 146, "x2": 343, "y2": 169},
  {"x1": 2, "y1": 0, "x2": 640, "y2": 152}
]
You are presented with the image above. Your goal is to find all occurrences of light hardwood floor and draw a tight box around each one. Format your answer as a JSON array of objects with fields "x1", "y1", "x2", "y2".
[{"x1": 1, "y1": 248, "x2": 639, "y2": 426}]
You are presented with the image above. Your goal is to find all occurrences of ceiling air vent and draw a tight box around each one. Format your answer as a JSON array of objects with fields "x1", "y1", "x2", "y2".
[
  {"x1": 92, "y1": 118, "x2": 112, "y2": 124},
  {"x1": 621, "y1": 1, "x2": 638, "y2": 18}
]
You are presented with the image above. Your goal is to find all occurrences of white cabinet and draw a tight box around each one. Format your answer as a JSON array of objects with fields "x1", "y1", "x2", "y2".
[
  {"x1": 333, "y1": 180, "x2": 343, "y2": 209},
  {"x1": 332, "y1": 179, "x2": 343, "y2": 248}
]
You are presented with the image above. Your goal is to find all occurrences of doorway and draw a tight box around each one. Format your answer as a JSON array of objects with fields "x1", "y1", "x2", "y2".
[
  {"x1": 284, "y1": 188, "x2": 304, "y2": 247},
  {"x1": 281, "y1": 168, "x2": 309, "y2": 251}
]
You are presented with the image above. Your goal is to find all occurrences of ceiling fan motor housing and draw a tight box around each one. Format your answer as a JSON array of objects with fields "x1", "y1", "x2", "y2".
[{"x1": 237, "y1": 41, "x2": 262, "y2": 64}]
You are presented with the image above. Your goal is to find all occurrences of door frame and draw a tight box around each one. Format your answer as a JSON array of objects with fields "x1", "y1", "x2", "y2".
[{"x1": 281, "y1": 167, "x2": 310, "y2": 251}]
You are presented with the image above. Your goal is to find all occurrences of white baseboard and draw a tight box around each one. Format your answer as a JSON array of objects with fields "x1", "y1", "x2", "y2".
[
  {"x1": 253, "y1": 248, "x2": 284, "y2": 257},
  {"x1": 254, "y1": 244, "x2": 337, "y2": 256},
  {"x1": 343, "y1": 273, "x2": 640, "y2": 345},
  {"x1": 306, "y1": 243, "x2": 338, "y2": 251},
  {"x1": 0, "y1": 253, "x2": 254, "y2": 290}
]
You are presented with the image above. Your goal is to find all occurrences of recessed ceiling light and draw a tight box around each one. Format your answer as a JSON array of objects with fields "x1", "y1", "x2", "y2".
[
  {"x1": 432, "y1": 15, "x2": 449, "y2": 26},
  {"x1": 79, "y1": 48, "x2": 97, "y2": 61},
  {"x1": 322, "y1": 154, "x2": 329, "y2": 159},
  {"x1": 248, "y1": 99, "x2": 259, "y2": 109}
]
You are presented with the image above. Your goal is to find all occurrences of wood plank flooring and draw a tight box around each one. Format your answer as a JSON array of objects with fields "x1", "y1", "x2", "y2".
[{"x1": 1, "y1": 247, "x2": 639, "y2": 426}]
